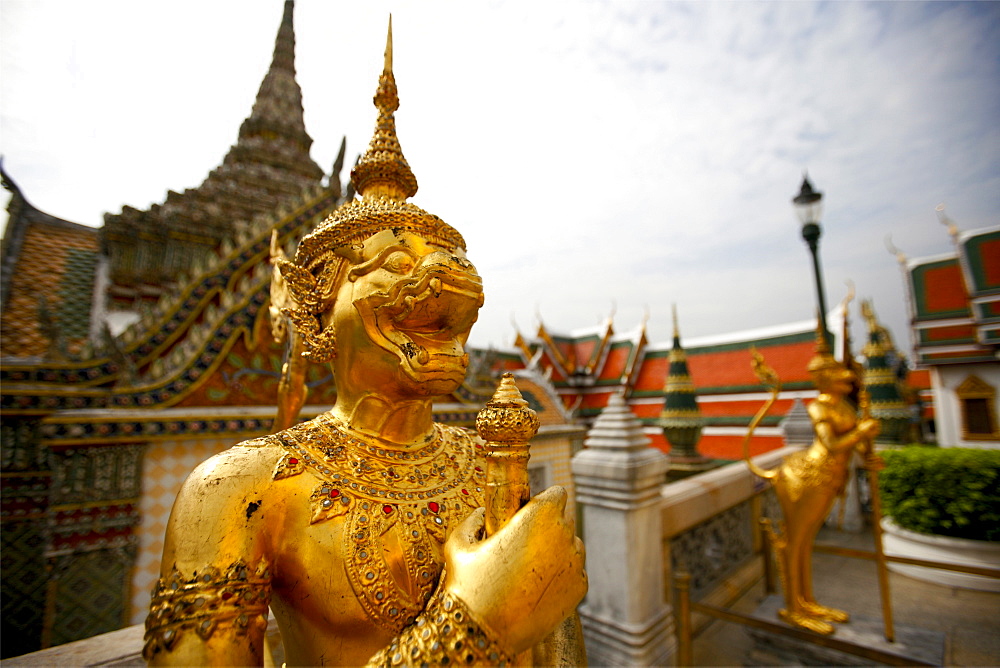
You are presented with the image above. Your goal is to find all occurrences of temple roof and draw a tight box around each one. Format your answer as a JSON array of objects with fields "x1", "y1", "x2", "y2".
[
  {"x1": 905, "y1": 224, "x2": 1000, "y2": 364},
  {"x1": 508, "y1": 310, "x2": 850, "y2": 459},
  {"x1": 101, "y1": 0, "x2": 325, "y2": 301},
  {"x1": 1, "y1": 164, "x2": 100, "y2": 360}
]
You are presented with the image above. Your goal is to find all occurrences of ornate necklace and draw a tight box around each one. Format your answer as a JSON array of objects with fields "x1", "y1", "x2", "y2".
[{"x1": 272, "y1": 412, "x2": 486, "y2": 632}]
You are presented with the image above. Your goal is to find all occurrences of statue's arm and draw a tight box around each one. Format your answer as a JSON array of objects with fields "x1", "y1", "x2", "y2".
[
  {"x1": 367, "y1": 487, "x2": 587, "y2": 668},
  {"x1": 808, "y1": 400, "x2": 877, "y2": 454},
  {"x1": 143, "y1": 444, "x2": 277, "y2": 667}
]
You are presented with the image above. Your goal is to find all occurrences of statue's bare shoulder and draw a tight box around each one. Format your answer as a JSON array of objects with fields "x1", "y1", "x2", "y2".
[{"x1": 161, "y1": 434, "x2": 286, "y2": 574}]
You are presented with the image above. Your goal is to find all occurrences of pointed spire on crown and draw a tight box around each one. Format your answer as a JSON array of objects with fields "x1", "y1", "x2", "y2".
[
  {"x1": 840, "y1": 281, "x2": 855, "y2": 363},
  {"x1": 807, "y1": 311, "x2": 838, "y2": 372},
  {"x1": 351, "y1": 16, "x2": 419, "y2": 201},
  {"x1": 292, "y1": 19, "x2": 465, "y2": 268}
]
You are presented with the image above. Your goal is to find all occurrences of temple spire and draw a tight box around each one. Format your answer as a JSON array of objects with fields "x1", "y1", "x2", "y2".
[
  {"x1": 660, "y1": 306, "x2": 710, "y2": 474},
  {"x1": 671, "y1": 303, "x2": 680, "y2": 346},
  {"x1": 239, "y1": 0, "x2": 315, "y2": 153},
  {"x1": 861, "y1": 300, "x2": 910, "y2": 443},
  {"x1": 102, "y1": 0, "x2": 324, "y2": 303}
]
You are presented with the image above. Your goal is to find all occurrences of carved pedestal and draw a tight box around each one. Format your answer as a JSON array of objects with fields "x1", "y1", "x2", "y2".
[{"x1": 572, "y1": 394, "x2": 674, "y2": 666}]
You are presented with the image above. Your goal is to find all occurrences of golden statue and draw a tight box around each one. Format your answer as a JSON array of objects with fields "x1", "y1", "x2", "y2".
[
  {"x1": 144, "y1": 23, "x2": 587, "y2": 667},
  {"x1": 744, "y1": 324, "x2": 880, "y2": 635}
]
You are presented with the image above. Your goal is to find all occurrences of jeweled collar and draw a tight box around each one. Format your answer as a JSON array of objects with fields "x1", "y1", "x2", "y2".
[{"x1": 272, "y1": 412, "x2": 483, "y2": 524}]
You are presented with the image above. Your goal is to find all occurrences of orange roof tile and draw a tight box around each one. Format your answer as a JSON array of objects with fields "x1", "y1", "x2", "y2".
[{"x1": 598, "y1": 344, "x2": 631, "y2": 383}]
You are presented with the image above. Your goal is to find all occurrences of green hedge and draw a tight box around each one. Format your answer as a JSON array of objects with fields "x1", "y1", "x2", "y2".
[{"x1": 880, "y1": 447, "x2": 1000, "y2": 542}]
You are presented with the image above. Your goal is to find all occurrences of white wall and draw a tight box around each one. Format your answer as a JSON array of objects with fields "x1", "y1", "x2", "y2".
[{"x1": 931, "y1": 364, "x2": 1000, "y2": 448}]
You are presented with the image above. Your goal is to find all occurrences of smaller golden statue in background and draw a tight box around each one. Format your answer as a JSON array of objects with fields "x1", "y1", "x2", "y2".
[{"x1": 744, "y1": 324, "x2": 880, "y2": 635}]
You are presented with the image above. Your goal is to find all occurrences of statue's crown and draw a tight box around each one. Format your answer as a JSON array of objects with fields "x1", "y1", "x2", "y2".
[
  {"x1": 296, "y1": 18, "x2": 465, "y2": 264},
  {"x1": 807, "y1": 317, "x2": 839, "y2": 373}
]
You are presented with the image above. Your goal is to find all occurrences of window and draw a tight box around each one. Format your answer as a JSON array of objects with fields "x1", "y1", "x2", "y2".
[{"x1": 956, "y1": 375, "x2": 999, "y2": 440}]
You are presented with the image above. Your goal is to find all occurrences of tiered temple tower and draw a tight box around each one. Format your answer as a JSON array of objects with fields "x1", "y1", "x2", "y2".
[
  {"x1": 659, "y1": 306, "x2": 713, "y2": 476},
  {"x1": 861, "y1": 300, "x2": 912, "y2": 443},
  {"x1": 0, "y1": 2, "x2": 342, "y2": 657},
  {"x1": 101, "y1": 0, "x2": 325, "y2": 311}
]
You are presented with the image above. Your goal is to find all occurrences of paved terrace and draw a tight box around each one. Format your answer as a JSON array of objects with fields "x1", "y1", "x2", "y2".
[{"x1": 692, "y1": 525, "x2": 1000, "y2": 667}]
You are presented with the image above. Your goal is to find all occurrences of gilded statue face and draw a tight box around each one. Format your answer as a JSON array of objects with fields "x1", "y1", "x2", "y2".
[
  {"x1": 812, "y1": 363, "x2": 855, "y2": 397},
  {"x1": 326, "y1": 228, "x2": 484, "y2": 397}
]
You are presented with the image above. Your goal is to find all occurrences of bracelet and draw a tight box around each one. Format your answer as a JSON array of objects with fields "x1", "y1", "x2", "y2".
[
  {"x1": 368, "y1": 586, "x2": 514, "y2": 667},
  {"x1": 143, "y1": 559, "x2": 271, "y2": 661}
]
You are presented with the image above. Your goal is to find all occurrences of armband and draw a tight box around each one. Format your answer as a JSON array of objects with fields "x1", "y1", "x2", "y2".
[{"x1": 143, "y1": 559, "x2": 271, "y2": 661}]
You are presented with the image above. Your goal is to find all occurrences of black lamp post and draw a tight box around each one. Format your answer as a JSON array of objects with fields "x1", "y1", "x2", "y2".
[{"x1": 793, "y1": 174, "x2": 831, "y2": 343}]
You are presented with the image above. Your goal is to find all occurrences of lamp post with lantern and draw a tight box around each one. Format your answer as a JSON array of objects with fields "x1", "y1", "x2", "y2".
[{"x1": 793, "y1": 174, "x2": 831, "y2": 344}]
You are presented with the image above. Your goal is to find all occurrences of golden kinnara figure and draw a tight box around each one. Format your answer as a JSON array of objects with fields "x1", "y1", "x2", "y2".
[
  {"x1": 744, "y1": 326, "x2": 881, "y2": 635},
  {"x1": 144, "y1": 24, "x2": 587, "y2": 667}
]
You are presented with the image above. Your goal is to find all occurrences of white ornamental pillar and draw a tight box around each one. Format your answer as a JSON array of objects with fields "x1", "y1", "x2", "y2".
[{"x1": 572, "y1": 393, "x2": 674, "y2": 666}]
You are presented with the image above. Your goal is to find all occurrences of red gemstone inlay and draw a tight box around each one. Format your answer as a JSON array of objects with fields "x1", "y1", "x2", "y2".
[
  {"x1": 474, "y1": 466, "x2": 482, "y2": 472},
  {"x1": 382, "y1": 505, "x2": 394, "y2": 515},
  {"x1": 428, "y1": 502, "x2": 440, "y2": 513},
  {"x1": 461, "y1": 489, "x2": 470, "y2": 496},
  {"x1": 289, "y1": 458, "x2": 299, "y2": 465},
  {"x1": 222, "y1": 592, "x2": 233, "y2": 600},
  {"x1": 329, "y1": 489, "x2": 340, "y2": 498}
]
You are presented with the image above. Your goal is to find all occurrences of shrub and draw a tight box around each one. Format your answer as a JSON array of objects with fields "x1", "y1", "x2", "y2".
[{"x1": 880, "y1": 446, "x2": 1000, "y2": 542}]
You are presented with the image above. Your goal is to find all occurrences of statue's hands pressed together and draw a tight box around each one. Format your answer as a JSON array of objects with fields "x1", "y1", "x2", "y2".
[
  {"x1": 856, "y1": 417, "x2": 881, "y2": 442},
  {"x1": 444, "y1": 486, "x2": 587, "y2": 656}
]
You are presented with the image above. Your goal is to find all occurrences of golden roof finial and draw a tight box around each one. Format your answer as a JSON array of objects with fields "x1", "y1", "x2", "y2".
[
  {"x1": 351, "y1": 16, "x2": 418, "y2": 201},
  {"x1": 936, "y1": 203, "x2": 960, "y2": 244}
]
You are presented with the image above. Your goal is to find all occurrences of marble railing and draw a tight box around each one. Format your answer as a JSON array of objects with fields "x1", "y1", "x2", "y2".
[{"x1": 574, "y1": 432, "x2": 798, "y2": 667}]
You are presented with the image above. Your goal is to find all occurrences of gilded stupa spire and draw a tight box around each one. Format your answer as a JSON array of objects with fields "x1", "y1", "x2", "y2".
[{"x1": 351, "y1": 17, "x2": 420, "y2": 201}]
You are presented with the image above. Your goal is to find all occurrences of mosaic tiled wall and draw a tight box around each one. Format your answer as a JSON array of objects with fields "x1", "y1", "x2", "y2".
[
  {"x1": 528, "y1": 429, "x2": 583, "y2": 514},
  {"x1": 130, "y1": 437, "x2": 232, "y2": 624}
]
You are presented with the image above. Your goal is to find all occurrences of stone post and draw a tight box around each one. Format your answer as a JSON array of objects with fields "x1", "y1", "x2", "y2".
[
  {"x1": 572, "y1": 392, "x2": 674, "y2": 666},
  {"x1": 778, "y1": 397, "x2": 814, "y2": 446}
]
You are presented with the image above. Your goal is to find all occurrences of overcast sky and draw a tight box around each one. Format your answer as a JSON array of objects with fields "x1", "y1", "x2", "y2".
[{"x1": 2, "y1": 1, "x2": 998, "y2": 357}]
